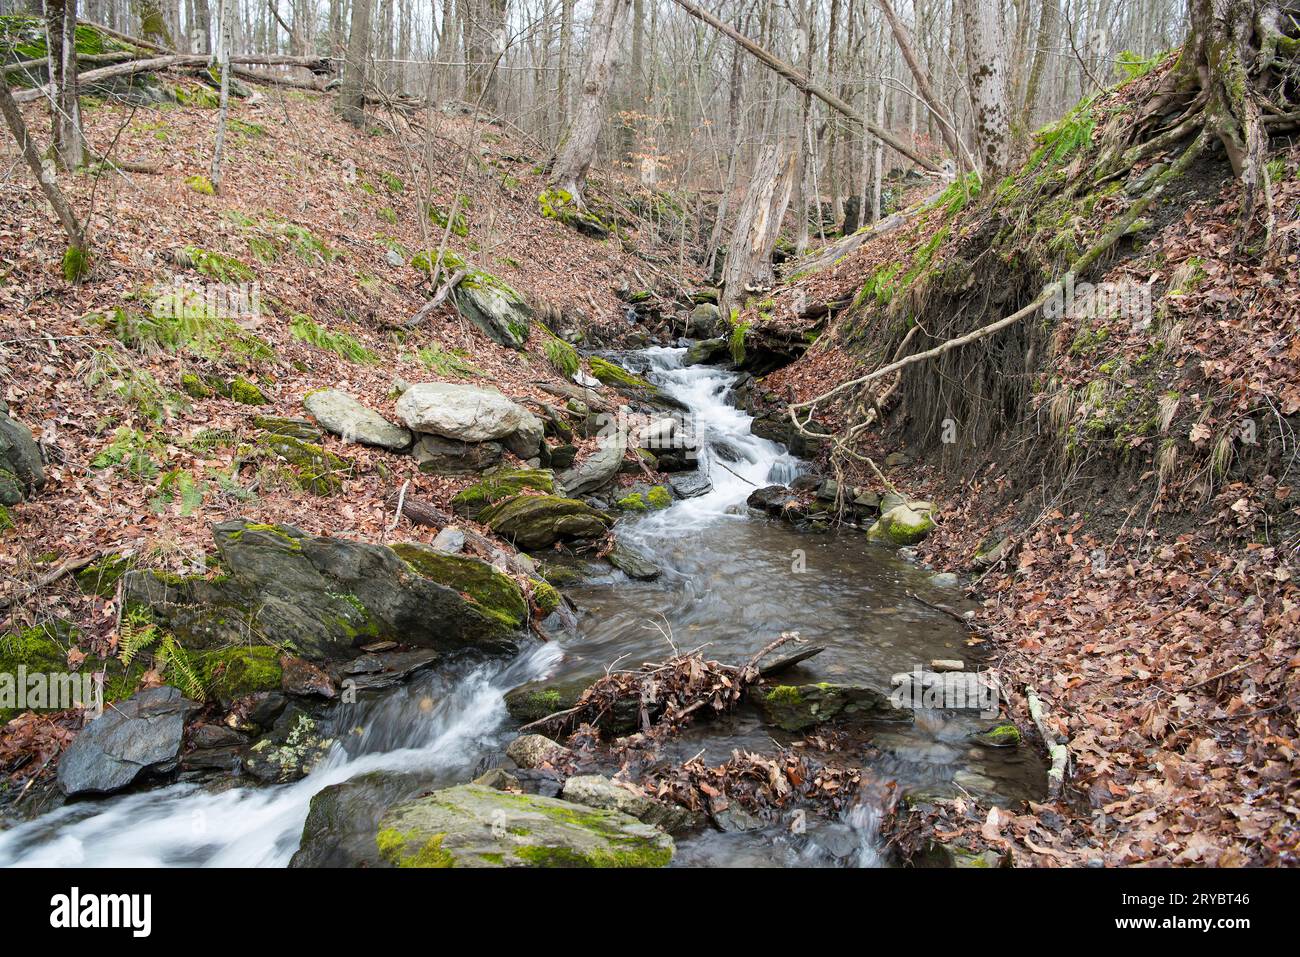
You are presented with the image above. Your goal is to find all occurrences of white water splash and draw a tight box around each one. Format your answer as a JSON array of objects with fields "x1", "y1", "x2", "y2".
[{"x1": 0, "y1": 643, "x2": 561, "y2": 867}]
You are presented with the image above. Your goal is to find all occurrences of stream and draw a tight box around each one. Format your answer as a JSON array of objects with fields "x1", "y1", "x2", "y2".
[{"x1": 0, "y1": 346, "x2": 1043, "y2": 868}]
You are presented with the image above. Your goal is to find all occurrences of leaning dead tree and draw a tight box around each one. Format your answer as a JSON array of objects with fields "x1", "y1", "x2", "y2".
[{"x1": 668, "y1": 0, "x2": 940, "y2": 173}]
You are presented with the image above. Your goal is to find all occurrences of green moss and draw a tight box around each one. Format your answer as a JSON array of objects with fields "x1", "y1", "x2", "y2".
[
  {"x1": 645, "y1": 485, "x2": 672, "y2": 509},
  {"x1": 201, "y1": 645, "x2": 283, "y2": 699},
  {"x1": 255, "y1": 435, "x2": 350, "y2": 495},
  {"x1": 410, "y1": 247, "x2": 466, "y2": 277},
  {"x1": 537, "y1": 189, "x2": 609, "y2": 236},
  {"x1": 181, "y1": 246, "x2": 254, "y2": 282},
  {"x1": 426, "y1": 203, "x2": 469, "y2": 237},
  {"x1": 62, "y1": 245, "x2": 91, "y2": 283},
  {"x1": 289, "y1": 313, "x2": 378, "y2": 363},
  {"x1": 179, "y1": 372, "x2": 211, "y2": 398},
  {"x1": 185, "y1": 174, "x2": 216, "y2": 195},
  {"x1": 588, "y1": 356, "x2": 653, "y2": 391},
  {"x1": 765, "y1": 685, "x2": 802, "y2": 704},
  {"x1": 229, "y1": 377, "x2": 268, "y2": 405},
  {"x1": 376, "y1": 828, "x2": 455, "y2": 868},
  {"x1": 0, "y1": 505, "x2": 12, "y2": 531},
  {"x1": 0, "y1": 623, "x2": 77, "y2": 723},
  {"x1": 617, "y1": 493, "x2": 649, "y2": 511},
  {"x1": 451, "y1": 468, "x2": 554, "y2": 519},
  {"x1": 530, "y1": 579, "x2": 560, "y2": 616},
  {"x1": 391, "y1": 543, "x2": 527, "y2": 629}
]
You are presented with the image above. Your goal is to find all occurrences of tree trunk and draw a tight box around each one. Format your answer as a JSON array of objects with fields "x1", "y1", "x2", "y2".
[
  {"x1": 548, "y1": 0, "x2": 629, "y2": 207},
  {"x1": 720, "y1": 141, "x2": 797, "y2": 311},
  {"x1": 46, "y1": 0, "x2": 86, "y2": 170},
  {"x1": 341, "y1": 0, "x2": 373, "y2": 126},
  {"x1": 0, "y1": 67, "x2": 88, "y2": 280},
  {"x1": 132, "y1": 0, "x2": 174, "y2": 47},
  {"x1": 1022, "y1": 0, "x2": 1058, "y2": 128},
  {"x1": 209, "y1": 0, "x2": 232, "y2": 191},
  {"x1": 960, "y1": 0, "x2": 1011, "y2": 177}
]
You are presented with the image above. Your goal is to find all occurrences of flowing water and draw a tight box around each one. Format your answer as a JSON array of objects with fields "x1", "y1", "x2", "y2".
[{"x1": 0, "y1": 346, "x2": 1043, "y2": 868}]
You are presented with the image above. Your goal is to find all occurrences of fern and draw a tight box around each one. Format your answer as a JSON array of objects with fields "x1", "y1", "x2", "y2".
[
  {"x1": 410, "y1": 344, "x2": 480, "y2": 378},
  {"x1": 290, "y1": 313, "x2": 379, "y2": 363},
  {"x1": 118, "y1": 609, "x2": 161, "y2": 666},
  {"x1": 157, "y1": 635, "x2": 206, "y2": 702},
  {"x1": 541, "y1": 327, "x2": 579, "y2": 377}
]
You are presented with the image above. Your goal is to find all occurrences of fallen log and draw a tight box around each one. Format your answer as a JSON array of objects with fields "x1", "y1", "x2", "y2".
[{"x1": 11, "y1": 53, "x2": 334, "y2": 104}]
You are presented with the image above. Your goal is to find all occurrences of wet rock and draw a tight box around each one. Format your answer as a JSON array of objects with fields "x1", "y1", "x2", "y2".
[
  {"x1": 122, "y1": 520, "x2": 526, "y2": 661},
  {"x1": 969, "y1": 723, "x2": 1022, "y2": 748},
  {"x1": 506, "y1": 733, "x2": 571, "y2": 769},
  {"x1": 244, "y1": 708, "x2": 333, "y2": 783},
  {"x1": 669, "y1": 472, "x2": 712, "y2": 499},
  {"x1": 291, "y1": 771, "x2": 432, "y2": 868},
  {"x1": 747, "y1": 484, "x2": 802, "y2": 516},
  {"x1": 752, "y1": 682, "x2": 903, "y2": 732},
  {"x1": 396, "y1": 382, "x2": 532, "y2": 441},
  {"x1": 0, "y1": 401, "x2": 45, "y2": 505},
  {"x1": 303, "y1": 389, "x2": 412, "y2": 451},
  {"x1": 280, "y1": 655, "x2": 337, "y2": 698},
  {"x1": 929, "y1": 572, "x2": 960, "y2": 587},
  {"x1": 412, "y1": 434, "x2": 504, "y2": 474},
  {"x1": 505, "y1": 675, "x2": 639, "y2": 732},
  {"x1": 557, "y1": 432, "x2": 627, "y2": 496},
  {"x1": 477, "y1": 494, "x2": 612, "y2": 549},
  {"x1": 245, "y1": 691, "x2": 288, "y2": 729},
  {"x1": 683, "y1": 337, "x2": 729, "y2": 366},
  {"x1": 709, "y1": 801, "x2": 764, "y2": 833},
  {"x1": 57, "y1": 686, "x2": 197, "y2": 796},
  {"x1": 374, "y1": 784, "x2": 673, "y2": 867},
  {"x1": 686, "y1": 302, "x2": 724, "y2": 338},
  {"x1": 561, "y1": 775, "x2": 695, "y2": 833},
  {"x1": 330, "y1": 649, "x2": 442, "y2": 693},
  {"x1": 452, "y1": 276, "x2": 533, "y2": 349},
  {"x1": 606, "y1": 540, "x2": 661, "y2": 581},
  {"x1": 473, "y1": 767, "x2": 520, "y2": 790},
  {"x1": 867, "y1": 502, "x2": 936, "y2": 545},
  {"x1": 930, "y1": 658, "x2": 965, "y2": 672}
]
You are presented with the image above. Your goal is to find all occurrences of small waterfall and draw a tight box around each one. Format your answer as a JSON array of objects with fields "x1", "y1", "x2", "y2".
[
  {"x1": 0, "y1": 643, "x2": 560, "y2": 867},
  {"x1": 633, "y1": 346, "x2": 800, "y2": 526}
]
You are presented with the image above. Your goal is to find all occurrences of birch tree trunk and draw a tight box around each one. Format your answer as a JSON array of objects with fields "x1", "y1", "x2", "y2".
[
  {"x1": 960, "y1": 0, "x2": 1012, "y2": 177},
  {"x1": 209, "y1": 0, "x2": 232, "y2": 192},
  {"x1": 548, "y1": 0, "x2": 629, "y2": 207}
]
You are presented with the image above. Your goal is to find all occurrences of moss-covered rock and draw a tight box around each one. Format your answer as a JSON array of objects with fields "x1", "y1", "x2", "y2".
[
  {"x1": 0, "y1": 623, "x2": 75, "y2": 724},
  {"x1": 74, "y1": 553, "x2": 135, "y2": 598},
  {"x1": 255, "y1": 433, "x2": 351, "y2": 495},
  {"x1": 230, "y1": 377, "x2": 268, "y2": 405},
  {"x1": 121, "y1": 520, "x2": 525, "y2": 662},
  {"x1": 451, "y1": 467, "x2": 554, "y2": 520},
  {"x1": 478, "y1": 494, "x2": 613, "y2": 549},
  {"x1": 201, "y1": 645, "x2": 283, "y2": 700},
  {"x1": 866, "y1": 502, "x2": 937, "y2": 546},
  {"x1": 451, "y1": 270, "x2": 532, "y2": 349},
  {"x1": 391, "y1": 542, "x2": 527, "y2": 629},
  {"x1": 753, "y1": 682, "x2": 905, "y2": 732},
  {"x1": 537, "y1": 189, "x2": 610, "y2": 238},
  {"x1": 970, "y1": 722, "x2": 1022, "y2": 748},
  {"x1": 529, "y1": 578, "x2": 561, "y2": 616},
  {"x1": 373, "y1": 784, "x2": 673, "y2": 868}
]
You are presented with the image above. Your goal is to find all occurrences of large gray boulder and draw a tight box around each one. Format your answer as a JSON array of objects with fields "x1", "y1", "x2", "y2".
[
  {"x1": 395, "y1": 382, "x2": 531, "y2": 442},
  {"x1": 303, "y1": 389, "x2": 411, "y2": 451},
  {"x1": 686, "y1": 302, "x2": 724, "y2": 338},
  {"x1": 57, "y1": 686, "x2": 197, "y2": 796},
  {"x1": 371, "y1": 784, "x2": 674, "y2": 867},
  {"x1": 122, "y1": 521, "x2": 527, "y2": 661},
  {"x1": 557, "y1": 432, "x2": 627, "y2": 496},
  {"x1": 452, "y1": 276, "x2": 532, "y2": 349},
  {"x1": 0, "y1": 401, "x2": 45, "y2": 506}
]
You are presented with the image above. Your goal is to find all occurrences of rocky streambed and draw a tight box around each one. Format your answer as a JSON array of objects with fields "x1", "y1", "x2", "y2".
[{"x1": 0, "y1": 345, "x2": 1044, "y2": 868}]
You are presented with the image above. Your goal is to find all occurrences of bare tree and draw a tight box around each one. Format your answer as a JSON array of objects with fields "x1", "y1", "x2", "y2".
[
  {"x1": 548, "y1": 0, "x2": 629, "y2": 207},
  {"x1": 341, "y1": 0, "x2": 373, "y2": 126},
  {"x1": 45, "y1": 0, "x2": 86, "y2": 170}
]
